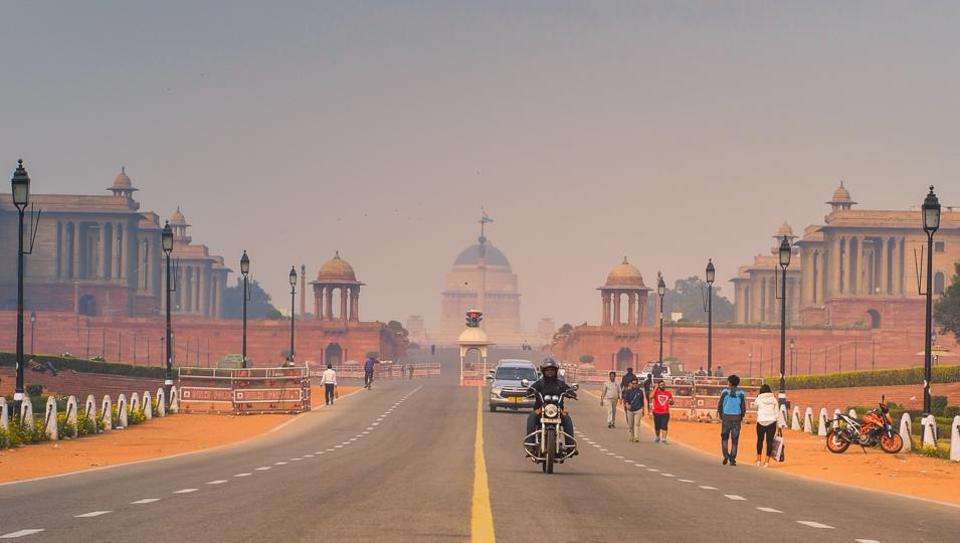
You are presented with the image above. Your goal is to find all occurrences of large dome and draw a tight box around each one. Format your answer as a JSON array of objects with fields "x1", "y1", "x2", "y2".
[
  {"x1": 454, "y1": 243, "x2": 511, "y2": 269},
  {"x1": 316, "y1": 251, "x2": 358, "y2": 283},
  {"x1": 604, "y1": 257, "x2": 647, "y2": 288}
]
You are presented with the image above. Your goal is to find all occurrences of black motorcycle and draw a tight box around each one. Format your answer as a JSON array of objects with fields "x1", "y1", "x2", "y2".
[{"x1": 518, "y1": 380, "x2": 579, "y2": 474}]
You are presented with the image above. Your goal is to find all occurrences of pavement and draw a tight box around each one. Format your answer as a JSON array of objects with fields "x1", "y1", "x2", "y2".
[{"x1": 0, "y1": 357, "x2": 958, "y2": 542}]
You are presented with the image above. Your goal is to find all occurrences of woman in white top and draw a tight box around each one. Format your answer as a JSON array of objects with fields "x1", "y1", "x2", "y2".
[{"x1": 751, "y1": 384, "x2": 780, "y2": 467}]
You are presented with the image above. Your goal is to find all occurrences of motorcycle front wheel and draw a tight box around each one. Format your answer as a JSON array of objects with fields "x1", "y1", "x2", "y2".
[
  {"x1": 826, "y1": 429, "x2": 851, "y2": 453},
  {"x1": 879, "y1": 432, "x2": 903, "y2": 454},
  {"x1": 545, "y1": 428, "x2": 556, "y2": 474}
]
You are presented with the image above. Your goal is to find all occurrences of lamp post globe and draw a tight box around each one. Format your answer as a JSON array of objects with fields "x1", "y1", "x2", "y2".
[
  {"x1": 921, "y1": 186, "x2": 941, "y2": 415},
  {"x1": 11, "y1": 159, "x2": 30, "y2": 208},
  {"x1": 11, "y1": 160, "x2": 32, "y2": 419},
  {"x1": 705, "y1": 259, "x2": 715, "y2": 376},
  {"x1": 240, "y1": 251, "x2": 250, "y2": 275}
]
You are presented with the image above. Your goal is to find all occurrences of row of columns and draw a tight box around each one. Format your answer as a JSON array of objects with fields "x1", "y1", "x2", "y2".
[
  {"x1": 600, "y1": 290, "x2": 647, "y2": 327},
  {"x1": 161, "y1": 262, "x2": 225, "y2": 318},
  {"x1": 54, "y1": 220, "x2": 136, "y2": 283},
  {"x1": 313, "y1": 284, "x2": 360, "y2": 321},
  {"x1": 827, "y1": 235, "x2": 906, "y2": 297}
]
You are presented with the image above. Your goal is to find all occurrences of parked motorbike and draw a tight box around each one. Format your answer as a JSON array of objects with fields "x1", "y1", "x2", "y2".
[
  {"x1": 826, "y1": 396, "x2": 903, "y2": 454},
  {"x1": 517, "y1": 380, "x2": 579, "y2": 474}
]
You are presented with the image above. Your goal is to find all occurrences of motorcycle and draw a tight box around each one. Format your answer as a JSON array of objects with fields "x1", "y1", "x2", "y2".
[
  {"x1": 517, "y1": 379, "x2": 579, "y2": 474},
  {"x1": 826, "y1": 396, "x2": 903, "y2": 454}
]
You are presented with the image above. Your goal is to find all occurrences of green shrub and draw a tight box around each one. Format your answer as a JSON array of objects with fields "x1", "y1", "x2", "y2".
[
  {"x1": 26, "y1": 384, "x2": 43, "y2": 396},
  {"x1": 765, "y1": 365, "x2": 960, "y2": 390},
  {"x1": 0, "y1": 352, "x2": 169, "y2": 379},
  {"x1": 911, "y1": 437, "x2": 951, "y2": 459},
  {"x1": 931, "y1": 395, "x2": 948, "y2": 417},
  {"x1": 76, "y1": 412, "x2": 96, "y2": 436},
  {"x1": 56, "y1": 412, "x2": 77, "y2": 438},
  {"x1": 944, "y1": 406, "x2": 960, "y2": 419},
  {"x1": 129, "y1": 409, "x2": 146, "y2": 425}
]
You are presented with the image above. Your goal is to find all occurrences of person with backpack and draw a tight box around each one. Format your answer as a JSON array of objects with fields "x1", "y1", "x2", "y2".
[
  {"x1": 751, "y1": 384, "x2": 780, "y2": 467},
  {"x1": 621, "y1": 377, "x2": 646, "y2": 442},
  {"x1": 717, "y1": 374, "x2": 746, "y2": 466}
]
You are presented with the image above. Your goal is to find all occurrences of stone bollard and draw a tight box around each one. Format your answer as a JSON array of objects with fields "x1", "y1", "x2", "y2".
[
  {"x1": 778, "y1": 405, "x2": 788, "y2": 428},
  {"x1": 833, "y1": 409, "x2": 842, "y2": 429},
  {"x1": 804, "y1": 407, "x2": 814, "y2": 434},
  {"x1": 951, "y1": 416, "x2": 960, "y2": 462},
  {"x1": 169, "y1": 386, "x2": 179, "y2": 414},
  {"x1": 155, "y1": 388, "x2": 166, "y2": 417},
  {"x1": 100, "y1": 395, "x2": 112, "y2": 431},
  {"x1": 65, "y1": 396, "x2": 78, "y2": 428},
  {"x1": 791, "y1": 406, "x2": 801, "y2": 431},
  {"x1": 142, "y1": 391, "x2": 153, "y2": 420},
  {"x1": 818, "y1": 408, "x2": 829, "y2": 436},
  {"x1": 43, "y1": 396, "x2": 58, "y2": 441},
  {"x1": 130, "y1": 393, "x2": 140, "y2": 416},
  {"x1": 899, "y1": 412, "x2": 912, "y2": 453},
  {"x1": 848, "y1": 409, "x2": 858, "y2": 420},
  {"x1": 0, "y1": 397, "x2": 8, "y2": 431},
  {"x1": 84, "y1": 394, "x2": 97, "y2": 421},
  {"x1": 117, "y1": 394, "x2": 128, "y2": 428},
  {"x1": 20, "y1": 397, "x2": 35, "y2": 430},
  {"x1": 921, "y1": 415, "x2": 938, "y2": 448}
]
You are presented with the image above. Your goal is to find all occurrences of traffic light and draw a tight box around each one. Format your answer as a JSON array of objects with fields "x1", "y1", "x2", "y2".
[{"x1": 465, "y1": 309, "x2": 483, "y2": 328}]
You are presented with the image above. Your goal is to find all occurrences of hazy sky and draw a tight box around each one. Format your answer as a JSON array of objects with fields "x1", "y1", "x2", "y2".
[{"x1": 2, "y1": 2, "x2": 958, "y2": 331}]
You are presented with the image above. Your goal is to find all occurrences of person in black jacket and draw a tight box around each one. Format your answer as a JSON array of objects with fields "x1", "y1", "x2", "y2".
[{"x1": 525, "y1": 358, "x2": 577, "y2": 447}]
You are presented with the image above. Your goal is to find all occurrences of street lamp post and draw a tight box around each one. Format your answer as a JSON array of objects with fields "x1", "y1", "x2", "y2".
[
  {"x1": 705, "y1": 259, "x2": 715, "y2": 376},
  {"x1": 161, "y1": 221, "x2": 174, "y2": 410},
  {"x1": 240, "y1": 251, "x2": 250, "y2": 368},
  {"x1": 11, "y1": 160, "x2": 30, "y2": 418},
  {"x1": 657, "y1": 272, "x2": 666, "y2": 365},
  {"x1": 922, "y1": 185, "x2": 941, "y2": 415},
  {"x1": 29, "y1": 311, "x2": 36, "y2": 357},
  {"x1": 778, "y1": 235, "x2": 792, "y2": 406},
  {"x1": 288, "y1": 266, "x2": 297, "y2": 363}
]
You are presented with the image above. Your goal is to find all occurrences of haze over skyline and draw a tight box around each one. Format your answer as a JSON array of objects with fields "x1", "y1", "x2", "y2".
[{"x1": 3, "y1": 2, "x2": 958, "y2": 333}]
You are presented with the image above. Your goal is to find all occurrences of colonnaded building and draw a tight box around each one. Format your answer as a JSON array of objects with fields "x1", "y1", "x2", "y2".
[
  {"x1": 732, "y1": 182, "x2": 960, "y2": 330},
  {"x1": 0, "y1": 168, "x2": 228, "y2": 318}
]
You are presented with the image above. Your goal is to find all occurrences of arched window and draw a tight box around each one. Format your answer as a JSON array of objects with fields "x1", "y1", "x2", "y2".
[{"x1": 934, "y1": 272, "x2": 946, "y2": 295}]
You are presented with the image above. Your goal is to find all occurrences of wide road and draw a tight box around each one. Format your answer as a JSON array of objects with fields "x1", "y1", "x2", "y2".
[{"x1": 0, "y1": 361, "x2": 957, "y2": 542}]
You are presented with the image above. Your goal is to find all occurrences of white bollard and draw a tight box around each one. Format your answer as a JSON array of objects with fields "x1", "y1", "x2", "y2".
[
  {"x1": 84, "y1": 394, "x2": 96, "y2": 420},
  {"x1": 130, "y1": 393, "x2": 140, "y2": 416},
  {"x1": 43, "y1": 397, "x2": 58, "y2": 441},
  {"x1": 848, "y1": 409, "x2": 858, "y2": 420},
  {"x1": 155, "y1": 388, "x2": 166, "y2": 417},
  {"x1": 921, "y1": 415, "x2": 938, "y2": 448},
  {"x1": 779, "y1": 405, "x2": 788, "y2": 428},
  {"x1": 65, "y1": 396, "x2": 78, "y2": 428},
  {"x1": 818, "y1": 408, "x2": 829, "y2": 436},
  {"x1": 20, "y1": 397, "x2": 35, "y2": 430},
  {"x1": 950, "y1": 416, "x2": 960, "y2": 462},
  {"x1": 833, "y1": 409, "x2": 842, "y2": 429},
  {"x1": 100, "y1": 395, "x2": 112, "y2": 431},
  {"x1": 900, "y1": 412, "x2": 912, "y2": 453},
  {"x1": 804, "y1": 407, "x2": 814, "y2": 434},
  {"x1": 142, "y1": 391, "x2": 153, "y2": 420},
  {"x1": 169, "y1": 386, "x2": 179, "y2": 414},
  {"x1": 0, "y1": 397, "x2": 8, "y2": 431},
  {"x1": 116, "y1": 394, "x2": 128, "y2": 428},
  {"x1": 791, "y1": 406, "x2": 801, "y2": 431}
]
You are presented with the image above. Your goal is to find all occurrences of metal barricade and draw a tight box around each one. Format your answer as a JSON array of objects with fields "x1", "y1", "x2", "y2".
[{"x1": 179, "y1": 365, "x2": 311, "y2": 415}]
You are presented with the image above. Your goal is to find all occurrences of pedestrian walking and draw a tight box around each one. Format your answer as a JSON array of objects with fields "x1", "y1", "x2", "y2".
[
  {"x1": 363, "y1": 355, "x2": 378, "y2": 389},
  {"x1": 718, "y1": 374, "x2": 746, "y2": 466},
  {"x1": 622, "y1": 377, "x2": 646, "y2": 442},
  {"x1": 651, "y1": 380, "x2": 674, "y2": 443},
  {"x1": 751, "y1": 384, "x2": 780, "y2": 467},
  {"x1": 407, "y1": 364, "x2": 414, "y2": 380},
  {"x1": 599, "y1": 371, "x2": 621, "y2": 429},
  {"x1": 620, "y1": 367, "x2": 636, "y2": 416},
  {"x1": 321, "y1": 363, "x2": 337, "y2": 405}
]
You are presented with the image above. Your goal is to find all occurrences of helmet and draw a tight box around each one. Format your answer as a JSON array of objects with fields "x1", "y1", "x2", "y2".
[{"x1": 540, "y1": 358, "x2": 559, "y2": 372}]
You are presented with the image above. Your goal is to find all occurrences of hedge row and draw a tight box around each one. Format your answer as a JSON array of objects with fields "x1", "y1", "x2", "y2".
[
  {"x1": 0, "y1": 353, "x2": 168, "y2": 379},
  {"x1": 763, "y1": 365, "x2": 960, "y2": 390}
]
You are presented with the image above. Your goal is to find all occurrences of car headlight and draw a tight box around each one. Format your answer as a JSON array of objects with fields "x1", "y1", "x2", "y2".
[{"x1": 544, "y1": 404, "x2": 560, "y2": 418}]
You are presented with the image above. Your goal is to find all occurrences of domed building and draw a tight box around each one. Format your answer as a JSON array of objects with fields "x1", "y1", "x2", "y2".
[
  {"x1": 437, "y1": 222, "x2": 524, "y2": 345},
  {"x1": 311, "y1": 251, "x2": 363, "y2": 321}
]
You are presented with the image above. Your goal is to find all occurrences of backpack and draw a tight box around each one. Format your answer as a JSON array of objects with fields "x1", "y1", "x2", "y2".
[{"x1": 720, "y1": 388, "x2": 745, "y2": 416}]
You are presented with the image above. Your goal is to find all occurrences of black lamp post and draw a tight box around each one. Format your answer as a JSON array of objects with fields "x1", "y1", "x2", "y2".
[
  {"x1": 705, "y1": 259, "x2": 715, "y2": 376},
  {"x1": 29, "y1": 311, "x2": 36, "y2": 356},
  {"x1": 288, "y1": 266, "x2": 297, "y2": 363},
  {"x1": 11, "y1": 160, "x2": 30, "y2": 418},
  {"x1": 778, "y1": 235, "x2": 792, "y2": 406},
  {"x1": 657, "y1": 272, "x2": 666, "y2": 365},
  {"x1": 922, "y1": 185, "x2": 940, "y2": 415},
  {"x1": 240, "y1": 251, "x2": 250, "y2": 368},
  {"x1": 161, "y1": 221, "x2": 174, "y2": 409}
]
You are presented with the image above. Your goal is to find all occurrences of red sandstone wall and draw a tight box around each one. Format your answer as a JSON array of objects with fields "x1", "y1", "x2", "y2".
[{"x1": 0, "y1": 311, "x2": 405, "y2": 368}]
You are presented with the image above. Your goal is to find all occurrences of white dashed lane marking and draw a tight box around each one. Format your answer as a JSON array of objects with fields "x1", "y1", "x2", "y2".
[
  {"x1": 207, "y1": 480, "x2": 228, "y2": 485},
  {"x1": 74, "y1": 511, "x2": 112, "y2": 518},
  {"x1": 256, "y1": 467, "x2": 271, "y2": 471},
  {"x1": 796, "y1": 521, "x2": 834, "y2": 529},
  {"x1": 854, "y1": 540, "x2": 881, "y2": 543},
  {"x1": 757, "y1": 507, "x2": 782, "y2": 513},
  {"x1": 0, "y1": 529, "x2": 45, "y2": 539},
  {"x1": 646, "y1": 468, "x2": 660, "y2": 472},
  {"x1": 131, "y1": 498, "x2": 160, "y2": 504},
  {"x1": 724, "y1": 495, "x2": 746, "y2": 501},
  {"x1": 661, "y1": 473, "x2": 675, "y2": 478},
  {"x1": 304, "y1": 454, "x2": 315, "y2": 458},
  {"x1": 678, "y1": 479, "x2": 694, "y2": 483},
  {"x1": 699, "y1": 485, "x2": 718, "y2": 490},
  {"x1": 173, "y1": 488, "x2": 199, "y2": 494},
  {"x1": 274, "y1": 461, "x2": 288, "y2": 465}
]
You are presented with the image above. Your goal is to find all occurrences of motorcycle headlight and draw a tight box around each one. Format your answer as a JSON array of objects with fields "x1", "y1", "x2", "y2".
[{"x1": 544, "y1": 404, "x2": 560, "y2": 418}]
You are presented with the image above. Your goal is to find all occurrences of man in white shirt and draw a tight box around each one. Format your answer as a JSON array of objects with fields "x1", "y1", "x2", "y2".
[
  {"x1": 321, "y1": 364, "x2": 337, "y2": 405},
  {"x1": 599, "y1": 371, "x2": 621, "y2": 429}
]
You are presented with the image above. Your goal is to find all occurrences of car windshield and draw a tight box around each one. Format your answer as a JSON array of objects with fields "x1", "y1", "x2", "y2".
[{"x1": 495, "y1": 367, "x2": 538, "y2": 381}]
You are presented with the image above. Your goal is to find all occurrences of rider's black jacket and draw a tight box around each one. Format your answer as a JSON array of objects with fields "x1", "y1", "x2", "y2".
[{"x1": 528, "y1": 377, "x2": 576, "y2": 410}]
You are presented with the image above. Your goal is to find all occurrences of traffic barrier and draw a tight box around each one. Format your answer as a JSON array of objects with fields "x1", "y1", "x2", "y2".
[
  {"x1": 155, "y1": 388, "x2": 166, "y2": 417},
  {"x1": 169, "y1": 386, "x2": 179, "y2": 413},
  {"x1": 129, "y1": 393, "x2": 140, "y2": 417},
  {"x1": 43, "y1": 397, "x2": 58, "y2": 440},
  {"x1": 142, "y1": 391, "x2": 153, "y2": 420},
  {"x1": 951, "y1": 416, "x2": 960, "y2": 462},
  {"x1": 19, "y1": 397, "x2": 34, "y2": 429},
  {"x1": 818, "y1": 408, "x2": 828, "y2": 436},
  {"x1": 921, "y1": 415, "x2": 938, "y2": 447},
  {"x1": 100, "y1": 395, "x2": 112, "y2": 431},
  {"x1": 803, "y1": 407, "x2": 814, "y2": 434},
  {"x1": 0, "y1": 397, "x2": 8, "y2": 431},
  {"x1": 117, "y1": 394, "x2": 128, "y2": 428},
  {"x1": 179, "y1": 366, "x2": 312, "y2": 415},
  {"x1": 899, "y1": 413, "x2": 912, "y2": 453},
  {"x1": 791, "y1": 406, "x2": 801, "y2": 431},
  {"x1": 65, "y1": 396, "x2": 78, "y2": 428}
]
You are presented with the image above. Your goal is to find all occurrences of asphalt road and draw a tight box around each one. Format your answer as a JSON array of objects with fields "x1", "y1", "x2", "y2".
[{"x1": 0, "y1": 362, "x2": 958, "y2": 542}]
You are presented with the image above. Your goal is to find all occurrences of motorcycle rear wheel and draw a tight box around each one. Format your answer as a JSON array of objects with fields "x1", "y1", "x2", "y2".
[
  {"x1": 880, "y1": 432, "x2": 903, "y2": 454},
  {"x1": 545, "y1": 428, "x2": 556, "y2": 474},
  {"x1": 826, "y1": 429, "x2": 850, "y2": 453}
]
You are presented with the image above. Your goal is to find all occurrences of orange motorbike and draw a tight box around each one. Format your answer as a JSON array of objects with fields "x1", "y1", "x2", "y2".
[{"x1": 826, "y1": 397, "x2": 903, "y2": 454}]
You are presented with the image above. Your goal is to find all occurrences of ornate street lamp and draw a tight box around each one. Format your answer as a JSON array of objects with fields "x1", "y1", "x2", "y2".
[
  {"x1": 240, "y1": 251, "x2": 250, "y2": 368},
  {"x1": 657, "y1": 272, "x2": 666, "y2": 365},
  {"x1": 922, "y1": 185, "x2": 941, "y2": 415},
  {"x1": 705, "y1": 259, "x2": 715, "y2": 376},
  {"x1": 11, "y1": 160, "x2": 30, "y2": 418},
  {"x1": 161, "y1": 221, "x2": 174, "y2": 409},
  {"x1": 288, "y1": 266, "x2": 297, "y2": 363},
  {"x1": 778, "y1": 235, "x2": 792, "y2": 406}
]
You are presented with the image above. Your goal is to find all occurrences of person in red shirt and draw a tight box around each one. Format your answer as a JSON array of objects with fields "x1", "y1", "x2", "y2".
[{"x1": 651, "y1": 380, "x2": 674, "y2": 444}]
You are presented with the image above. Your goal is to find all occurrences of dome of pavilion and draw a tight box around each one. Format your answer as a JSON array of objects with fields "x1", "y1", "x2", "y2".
[
  {"x1": 316, "y1": 251, "x2": 358, "y2": 283},
  {"x1": 604, "y1": 257, "x2": 647, "y2": 288},
  {"x1": 453, "y1": 243, "x2": 511, "y2": 269},
  {"x1": 828, "y1": 181, "x2": 856, "y2": 205},
  {"x1": 113, "y1": 166, "x2": 133, "y2": 189},
  {"x1": 776, "y1": 221, "x2": 794, "y2": 238},
  {"x1": 169, "y1": 206, "x2": 188, "y2": 226}
]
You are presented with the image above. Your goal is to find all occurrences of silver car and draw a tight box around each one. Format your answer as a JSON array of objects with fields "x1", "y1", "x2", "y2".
[{"x1": 487, "y1": 360, "x2": 539, "y2": 412}]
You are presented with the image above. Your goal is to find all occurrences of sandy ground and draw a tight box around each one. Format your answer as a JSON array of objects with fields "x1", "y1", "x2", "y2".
[
  {"x1": 646, "y1": 416, "x2": 960, "y2": 506},
  {"x1": 0, "y1": 385, "x2": 358, "y2": 484}
]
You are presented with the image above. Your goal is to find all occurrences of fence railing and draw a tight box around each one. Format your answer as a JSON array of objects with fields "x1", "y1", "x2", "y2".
[{"x1": 178, "y1": 365, "x2": 311, "y2": 415}]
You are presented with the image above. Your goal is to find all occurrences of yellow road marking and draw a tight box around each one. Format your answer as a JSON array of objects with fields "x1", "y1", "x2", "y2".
[{"x1": 471, "y1": 386, "x2": 496, "y2": 542}]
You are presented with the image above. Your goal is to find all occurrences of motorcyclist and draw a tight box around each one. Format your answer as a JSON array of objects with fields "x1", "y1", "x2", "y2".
[{"x1": 526, "y1": 358, "x2": 577, "y2": 452}]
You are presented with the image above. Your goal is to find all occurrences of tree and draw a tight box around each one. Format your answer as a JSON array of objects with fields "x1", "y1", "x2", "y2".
[
  {"x1": 222, "y1": 278, "x2": 282, "y2": 319},
  {"x1": 934, "y1": 261, "x2": 960, "y2": 340},
  {"x1": 646, "y1": 275, "x2": 735, "y2": 324}
]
